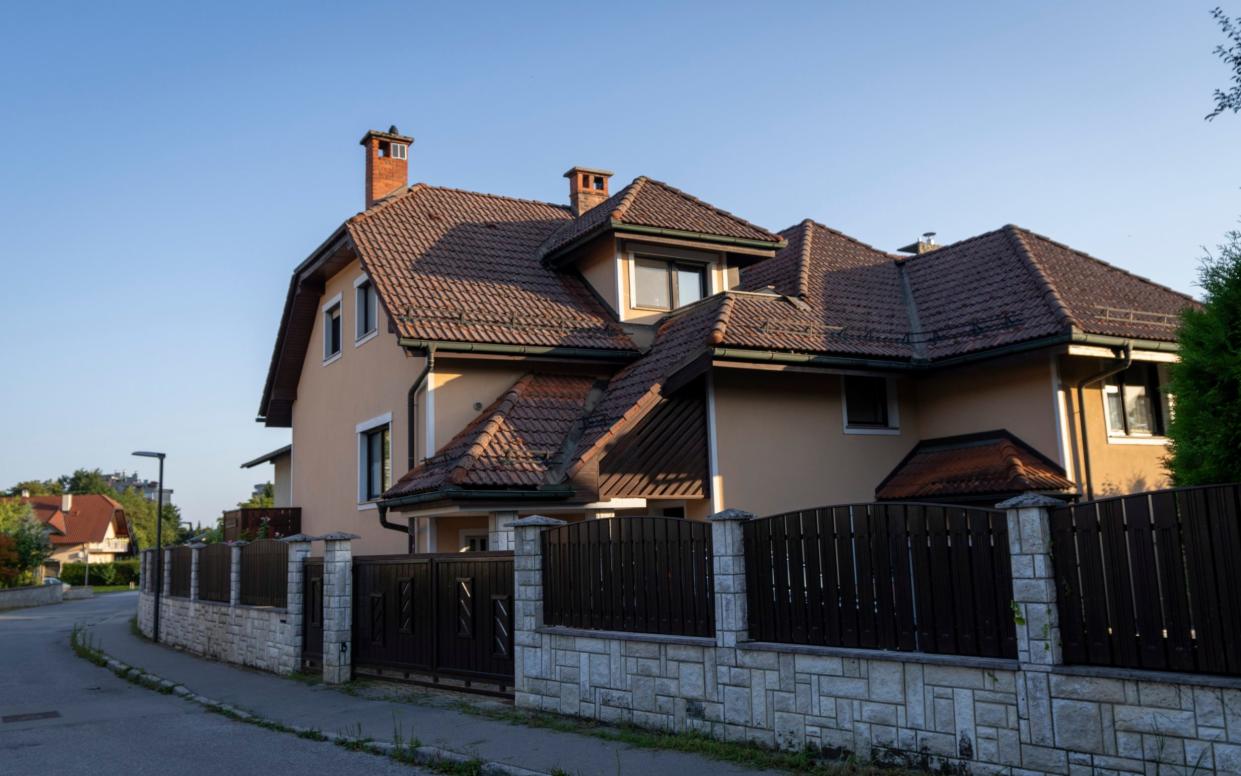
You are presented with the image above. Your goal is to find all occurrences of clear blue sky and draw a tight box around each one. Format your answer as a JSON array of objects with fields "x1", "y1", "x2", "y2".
[{"x1": 1, "y1": 1, "x2": 1237, "y2": 524}]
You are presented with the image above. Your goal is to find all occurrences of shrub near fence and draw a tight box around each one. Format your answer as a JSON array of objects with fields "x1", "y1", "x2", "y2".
[
  {"x1": 59, "y1": 558, "x2": 141, "y2": 586},
  {"x1": 239, "y1": 539, "x2": 288, "y2": 608},
  {"x1": 198, "y1": 543, "x2": 231, "y2": 603},
  {"x1": 744, "y1": 503, "x2": 1017, "y2": 658},
  {"x1": 168, "y1": 546, "x2": 192, "y2": 598},
  {"x1": 1052, "y1": 483, "x2": 1241, "y2": 676},
  {"x1": 542, "y1": 516, "x2": 714, "y2": 638}
]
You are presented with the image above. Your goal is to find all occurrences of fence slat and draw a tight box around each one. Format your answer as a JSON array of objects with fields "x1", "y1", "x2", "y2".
[
  {"x1": 1122, "y1": 494, "x2": 1167, "y2": 670},
  {"x1": 1051, "y1": 507, "x2": 1088, "y2": 665},
  {"x1": 1100, "y1": 499, "x2": 1140, "y2": 669}
]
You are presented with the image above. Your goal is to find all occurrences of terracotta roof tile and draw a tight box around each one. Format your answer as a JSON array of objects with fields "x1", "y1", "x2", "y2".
[
  {"x1": 537, "y1": 177, "x2": 782, "y2": 261},
  {"x1": 348, "y1": 186, "x2": 634, "y2": 351},
  {"x1": 385, "y1": 373, "x2": 599, "y2": 496},
  {"x1": 7, "y1": 494, "x2": 128, "y2": 546},
  {"x1": 875, "y1": 431, "x2": 1076, "y2": 501}
]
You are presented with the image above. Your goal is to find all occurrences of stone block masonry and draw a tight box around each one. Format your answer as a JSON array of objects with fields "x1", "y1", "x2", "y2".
[
  {"x1": 137, "y1": 534, "x2": 352, "y2": 682},
  {"x1": 512, "y1": 502, "x2": 1241, "y2": 775}
]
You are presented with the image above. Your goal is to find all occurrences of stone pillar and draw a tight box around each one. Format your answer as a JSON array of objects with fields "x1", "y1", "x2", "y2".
[
  {"x1": 997, "y1": 493, "x2": 1066, "y2": 773},
  {"x1": 188, "y1": 543, "x2": 204, "y2": 602},
  {"x1": 229, "y1": 541, "x2": 246, "y2": 607},
  {"x1": 280, "y1": 535, "x2": 315, "y2": 674},
  {"x1": 140, "y1": 550, "x2": 148, "y2": 592},
  {"x1": 708, "y1": 508, "x2": 753, "y2": 648},
  {"x1": 488, "y1": 511, "x2": 516, "y2": 552},
  {"x1": 321, "y1": 532, "x2": 358, "y2": 684},
  {"x1": 510, "y1": 515, "x2": 565, "y2": 700},
  {"x1": 162, "y1": 548, "x2": 173, "y2": 597}
]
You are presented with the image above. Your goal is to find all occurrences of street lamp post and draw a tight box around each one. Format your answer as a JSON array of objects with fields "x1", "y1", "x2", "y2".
[{"x1": 132, "y1": 451, "x2": 165, "y2": 644}]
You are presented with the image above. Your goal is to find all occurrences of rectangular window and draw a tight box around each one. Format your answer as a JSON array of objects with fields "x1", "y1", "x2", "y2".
[
  {"x1": 355, "y1": 279, "x2": 377, "y2": 340},
  {"x1": 632, "y1": 257, "x2": 707, "y2": 311},
  {"x1": 1103, "y1": 363, "x2": 1171, "y2": 437},
  {"x1": 361, "y1": 424, "x2": 391, "y2": 500},
  {"x1": 391, "y1": 143, "x2": 407, "y2": 160},
  {"x1": 843, "y1": 376, "x2": 897, "y2": 430},
  {"x1": 323, "y1": 300, "x2": 342, "y2": 360}
]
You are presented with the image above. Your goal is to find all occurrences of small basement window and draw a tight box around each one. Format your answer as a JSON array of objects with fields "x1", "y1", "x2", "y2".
[
  {"x1": 843, "y1": 376, "x2": 899, "y2": 433},
  {"x1": 323, "y1": 296, "x2": 342, "y2": 361},
  {"x1": 632, "y1": 257, "x2": 707, "y2": 311}
]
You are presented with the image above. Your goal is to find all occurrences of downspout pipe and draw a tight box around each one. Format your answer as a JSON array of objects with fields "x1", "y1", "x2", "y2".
[
  {"x1": 378, "y1": 346, "x2": 435, "y2": 541},
  {"x1": 1074, "y1": 343, "x2": 1133, "y2": 500}
]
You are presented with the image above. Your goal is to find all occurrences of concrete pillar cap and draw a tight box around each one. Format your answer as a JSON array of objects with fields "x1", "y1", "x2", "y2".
[
  {"x1": 507, "y1": 515, "x2": 567, "y2": 528},
  {"x1": 227, "y1": 540, "x2": 250, "y2": 547},
  {"x1": 995, "y1": 493, "x2": 1067, "y2": 509},
  {"x1": 278, "y1": 533, "x2": 317, "y2": 543},
  {"x1": 708, "y1": 508, "x2": 756, "y2": 522},
  {"x1": 319, "y1": 532, "x2": 361, "y2": 541}
]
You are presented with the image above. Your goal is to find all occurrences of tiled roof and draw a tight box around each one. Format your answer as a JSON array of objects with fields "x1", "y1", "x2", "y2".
[
  {"x1": 385, "y1": 373, "x2": 600, "y2": 497},
  {"x1": 7, "y1": 494, "x2": 128, "y2": 546},
  {"x1": 348, "y1": 185, "x2": 635, "y2": 351},
  {"x1": 536, "y1": 177, "x2": 783, "y2": 262},
  {"x1": 875, "y1": 431, "x2": 1076, "y2": 501}
]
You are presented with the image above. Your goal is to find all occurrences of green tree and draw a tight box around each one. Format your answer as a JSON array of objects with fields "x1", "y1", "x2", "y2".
[
  {"x1": 238, "y1": 482, "x2": 274, "y2": 509},
  {"x1": 6, "y1": 479, "x2": 62, "y2": 496},
  {"x1": 0, "y1": 505, "x2": 52, "y2": 584},
  {"x1": 59, "y1": 468, "x2": 113, "y2": 494},
  {"x1": 0, "y1": 499, "x2": 32, "y2": 532},
  {"x1": 1167, "y1": 229, "x2": 1241, "y2": 484},
  {"x1": 1208, "y1": 6, "x2": 1241, "y2": 120},
  {"x1": 115, "y1": 487, "x2": 181, "y2": 551},
  {"x1": 0, "y1": 535, "x2": 18, "y2": 587}
]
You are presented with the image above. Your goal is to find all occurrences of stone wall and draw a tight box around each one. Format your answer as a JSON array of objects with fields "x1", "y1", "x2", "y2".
[
  {"x1": 0, "y1": 582, "x2": 63, "y2": 611},
  {"x1": 511, "y1": 503, "x2": 1241, "y2": 775}
]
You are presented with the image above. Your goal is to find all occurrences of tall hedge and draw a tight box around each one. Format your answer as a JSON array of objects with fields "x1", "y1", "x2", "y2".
[{"x1": 59, "y1": 558, "x2": 141, "y2": 587}]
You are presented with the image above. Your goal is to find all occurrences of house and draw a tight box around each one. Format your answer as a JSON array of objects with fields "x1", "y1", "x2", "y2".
[
  {"x1": 256, "y1": 126, "x2": 1193, "y2": 555},
  {"x1": 6, "y1": 493, "x2": 132, "y2": 569},
  {"x1": 105, "y1": 471, "x2": 174, "y2": 506}
]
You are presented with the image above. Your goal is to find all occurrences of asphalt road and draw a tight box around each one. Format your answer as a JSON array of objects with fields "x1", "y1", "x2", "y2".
[{"x1": 0, "y1": 592, "x2": 425, "y2": 775}]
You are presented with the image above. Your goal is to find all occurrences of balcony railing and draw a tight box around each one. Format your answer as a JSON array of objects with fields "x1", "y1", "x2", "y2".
[{"x1": 221, "y1": 507, "x2": 301, "y2": 541}]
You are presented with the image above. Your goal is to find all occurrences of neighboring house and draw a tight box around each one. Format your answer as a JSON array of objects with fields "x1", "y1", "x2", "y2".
[
  {"x1": 256, "y1": 126, "x2": 1194, "y2": 555},
  {"x1": 240, "y1": 444, "x2": 292, "y2": 507},
  {"x1": 5, "y1": 493, "x2": 132, "y2": 568}
]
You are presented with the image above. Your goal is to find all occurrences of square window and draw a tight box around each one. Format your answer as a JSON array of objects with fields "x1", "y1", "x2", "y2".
[
  {"x1": 674, "y1": 264, "x2": 706, "y2": 308},
  {"x1": 844, "y1": 376, "x2": 891, "y2": 428},
  {"x1": 356, "y1": 280, "x2": 378, "y2": 340},
  {"x1": 324, "y1": 302, "x2": 342, "y2": 360}
]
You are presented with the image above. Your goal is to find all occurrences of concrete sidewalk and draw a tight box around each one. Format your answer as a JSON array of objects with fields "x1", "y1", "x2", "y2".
[{"x1": 84, "y1": 597, "x2": 772, "y2": 776}]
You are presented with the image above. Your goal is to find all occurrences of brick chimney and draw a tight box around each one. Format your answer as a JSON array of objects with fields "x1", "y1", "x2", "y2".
[
  {"x1": 360, "y1": 126, "x2": 414, "y2": 209},
  {"x1": 564, "y1": 166, "x2": 613, "y2": 216},
  {"x1": 61, "y1": 493, "x2": 73, "y2": 511}
]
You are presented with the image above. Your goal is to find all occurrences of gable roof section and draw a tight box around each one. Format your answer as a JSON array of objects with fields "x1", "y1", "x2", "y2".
[
  {"x1": 10, "y1": 494, "x2": 127, "y2": 546},
  {"x1": 349, "y1": 185, "x2": 635, "y2": 351},
  {"x1": 875, "y1": 430, "x2": 1076, "y2": 501},
  {"x1": 384, "y1": 373, "x2": 600, "y2": 499},
  {"x1": 537, "y1": 177, "x2": 783, "y2": 263}
]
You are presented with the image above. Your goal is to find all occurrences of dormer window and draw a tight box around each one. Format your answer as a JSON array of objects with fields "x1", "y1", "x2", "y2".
[{"x1": 632, "y1": 257, "x2": 707, "y2": 311}]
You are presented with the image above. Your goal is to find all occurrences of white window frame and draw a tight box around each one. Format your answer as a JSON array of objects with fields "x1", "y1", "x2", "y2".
[
  {"x1": 322, "y1": 292, "x2": 343, "y2": 365},
  {"x1": 353, "y1": 274, "x2": 379, "y2": 347},
  {"x1": 1101, "y1": 363, "x2": 1173, "y2": 446},
  {"x1": 390, "y1": 142, "x2": 407, "y2": 160},
  {"x1": 627, "y1": 253, "x2": 716, "y2": 312},
  {"x1": 458, "y1": 528, "x2": 489, "y2": 553},
  {"x1": 841, "y1": 375, "x2": 901, "y2": 436},
  {"x1": 356, "y1": 412, "x2": 393, "y2": 509}
]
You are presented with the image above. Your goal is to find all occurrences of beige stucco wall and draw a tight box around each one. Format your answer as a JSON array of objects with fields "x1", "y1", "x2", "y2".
[
  {"x1": 713, "y1": 370, "x2": 916, "y2": 516},
  {"x1": 577, "y1": 235, "x2": 620, "y2": 316},
  {"x1": 1059, "y1": 355, "x2": 1171, "y2": 496},
  {"x1": 912, "y1": 354, "x2": 1062, "y2": 465},
  {"x1": 430, "y1": 363, "x2": 523, "y2": 452},
  {"x1": 434, "y1": 515, "x2": 489, "y2": 553},
  {"x1": 273, "y1": 454, "x2": 292, "y2": 508},
  {"x1": 290, "y1": 258, "x2": 425, "y2": 556}
]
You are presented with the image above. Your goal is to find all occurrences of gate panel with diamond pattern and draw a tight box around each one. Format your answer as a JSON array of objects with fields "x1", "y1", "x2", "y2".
[{"x1": 351, "y1": 552, "x2": 513, "y2": 687}]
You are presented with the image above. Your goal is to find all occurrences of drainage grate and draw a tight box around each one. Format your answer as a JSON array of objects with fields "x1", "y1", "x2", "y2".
[{"x1": 2, "y1": 711, "x2": 61, "y2": 723}]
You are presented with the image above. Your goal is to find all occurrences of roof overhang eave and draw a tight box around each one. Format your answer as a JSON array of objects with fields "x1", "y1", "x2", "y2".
[
  {"x1": 542, "y1": 220, "x2": 785, "y2": 267},
  {"x1": 397, "y1": 338, "x2": 637, "y2": 362},
  {"x1": 378, "y1": 486, "x2": 576, "y2": 511}
]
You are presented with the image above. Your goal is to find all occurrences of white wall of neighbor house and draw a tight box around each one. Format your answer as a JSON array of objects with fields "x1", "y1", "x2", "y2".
[
  {"x1": 291, "y1": 257, "x2": 425, "y2": 556},
  {"x1": 273, "y1": 454, "x2": 292, "y2": 508}
]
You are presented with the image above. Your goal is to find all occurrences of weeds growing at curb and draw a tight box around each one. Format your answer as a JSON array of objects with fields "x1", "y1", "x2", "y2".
[{"x1": 70, "y1": 624, "x2": 108, "y2": 666}]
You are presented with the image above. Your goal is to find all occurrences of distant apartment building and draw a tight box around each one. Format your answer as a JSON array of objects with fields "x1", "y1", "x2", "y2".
[{"x1": 105, "y1": 471, "x2": 173, "y2": 505}]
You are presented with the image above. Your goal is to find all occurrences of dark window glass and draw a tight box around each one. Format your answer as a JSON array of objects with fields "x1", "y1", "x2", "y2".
[
  {"x1": 844, "y1": 376, "x2": 889, "y2": 427},
  {"x1": 364, "y1": 425, "x2": 390, "y2": 500},
  {"x1": 356, "y1": 281, "x2": 377, "y2": 338},
  {"x1": 325, "y1": 305, "x2": 342, "y2": 358}
]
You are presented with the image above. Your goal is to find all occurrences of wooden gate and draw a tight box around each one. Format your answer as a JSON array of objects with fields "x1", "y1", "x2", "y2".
[
  {"x1": 302, "y1": 558, "x2": 324, "y2": 670},
  {"x1": 351, "y1": 552, "x2": 514, "y2": 690}
]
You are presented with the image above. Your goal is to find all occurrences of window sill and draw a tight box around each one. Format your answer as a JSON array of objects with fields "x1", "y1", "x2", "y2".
[
  {"x1": 357, "y1": 501, "x2": 378, "y2": 511},
  {"x1": 844, "y1": 426, "x2": 901, "y2": 436},
  {"x1": 354, "y1": 329, "x2": 378, "y2": 348},
  {"x1": 322, "y1": 352, "x2": 342, "y2": 367},
  {"x1": 1105, "y1": 435, "x2": 1169, "y2": 446}
]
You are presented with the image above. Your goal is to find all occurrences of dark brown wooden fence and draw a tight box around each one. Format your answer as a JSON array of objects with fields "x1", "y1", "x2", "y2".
[
  {"x1": 745, "y1": 503, "x2": 1016, "y2": 658},
  {"x1": 222, "y1": 508, "x2": 301, "y2": 541},
  {"x1": 198, "y1": 543, "x2": 232, "y2": 603},
  {"x1": 239, "y1": 539, "x2": 288, "y2": 608},
  {"x1": 1052, "y1": 484, "x2": 1241, "y2": 677},
  {"x1": 168, "y1": 546, "x2": 192, "y2": 598},
  {"x1": 542, "y1": 516, "x2": 714, "y2": 638}
]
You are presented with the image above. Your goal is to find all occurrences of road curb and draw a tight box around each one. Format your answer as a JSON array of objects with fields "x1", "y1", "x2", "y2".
[{"x1": 88, "y1": 645, "x2": 547, "y2": 776}]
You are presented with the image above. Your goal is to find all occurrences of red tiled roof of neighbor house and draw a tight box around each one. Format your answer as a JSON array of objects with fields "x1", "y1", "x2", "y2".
[
  {"x1": 875, "y1": 430, "x2": 1076, "y2": 501},
  {"x1": 385, "y1": 373, "x2": 601, "y2": 497},
  {"x1": 348, "y1": 185, "x2": 635, "y2": 351},
  {"x1": 7, "y1": 494, "x2": 128, "y2": 546},
  {"x1": 536, "y1": 177, "x2": 783, "y2": 263}
]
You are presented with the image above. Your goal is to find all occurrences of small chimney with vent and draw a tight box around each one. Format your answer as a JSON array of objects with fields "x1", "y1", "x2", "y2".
[
  {"x1": 897, "y1": 231, "x2": 939, "y2": 255},
  {"x1": 61, "y1": 493, "x2": 73, "y2": 511},
  {"x1": 564, "y1": 166, "x2": 612, "y2": 216},
  {"x1": 360, "y1": 126, "x2": 414, "y2": 209}
]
